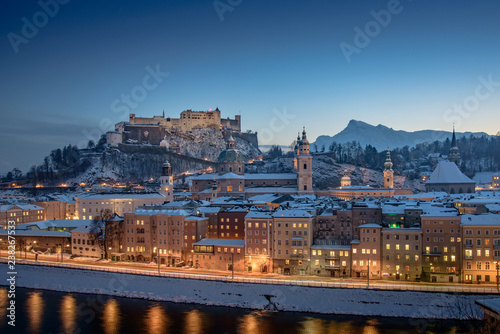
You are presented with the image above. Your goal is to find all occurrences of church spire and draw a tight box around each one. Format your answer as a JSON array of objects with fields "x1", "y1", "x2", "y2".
[
  {"x1": 449, "y1": 126, "x2": 460, "y2": 166},
  {"x1": 451, "y1": 125, "x2": 457, "y2": 148}
]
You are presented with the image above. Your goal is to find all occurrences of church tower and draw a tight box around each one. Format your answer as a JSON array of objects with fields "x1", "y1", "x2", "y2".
[
  {"x1": 159, "y1": 158, "x2": 174, "y2": 202},
  {"x1": 340, "y1": 169, "x2": 351, "y2": 187},
  {"x1": 297, "y1": 127, "x2": 313, "y2": 194},
  {"x1": 448, "y1": 126, "x2": 461, "y2": 166},
  {"x1": 383, "y1": 150, "x2": 394, "y2": 189}
]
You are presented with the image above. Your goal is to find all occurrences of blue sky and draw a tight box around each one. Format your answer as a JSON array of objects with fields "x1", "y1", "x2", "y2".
[{"x1": 1, "y1": 0, "x2": 499, "y2": 172}]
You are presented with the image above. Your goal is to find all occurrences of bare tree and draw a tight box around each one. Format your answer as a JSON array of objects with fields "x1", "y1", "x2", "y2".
[{"x1": 88, "y1": 209, "x2": 113, "y2": 259}]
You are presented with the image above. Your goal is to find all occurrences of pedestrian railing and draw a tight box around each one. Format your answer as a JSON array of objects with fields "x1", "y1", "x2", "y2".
[{"x1": 0, "y1": 258, "x2": 497, "y2": 294}]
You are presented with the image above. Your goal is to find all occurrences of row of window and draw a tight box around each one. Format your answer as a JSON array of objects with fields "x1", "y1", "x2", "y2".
[
  {"x1": 276, "y1": 239, "x2": 308, "y2": 246},
  {"x1": 464, "y1": 249, "x2": 492, "y2": 257},
  {"x1": 465, "y1": 229, "x2": 499, "y2": 235},
  {"x1": 311, "y1": 250, "x2": 349, "y2": 257},
  {"x1": 465, "y1": 261, "x2": 494, "y2": 270},
  {"x1": 386, "y1": 254, "x2": 420, "y2": 262}
]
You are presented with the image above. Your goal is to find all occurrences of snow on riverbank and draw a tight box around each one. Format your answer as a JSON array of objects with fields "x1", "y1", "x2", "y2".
[{"x1": 2, "y1": 263, "x2": 496, "y2": 319}]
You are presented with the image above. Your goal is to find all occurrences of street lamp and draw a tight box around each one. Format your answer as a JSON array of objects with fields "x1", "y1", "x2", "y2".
[
  {"x1": 495, "y1": 261, "x2": 500, "y2": 293},
  {"x1": 367, "y1": 258, "x2": 370, "y2": 289},
  {"x1": 231, "y1": 252, "x2": 234, "y2": 280}
]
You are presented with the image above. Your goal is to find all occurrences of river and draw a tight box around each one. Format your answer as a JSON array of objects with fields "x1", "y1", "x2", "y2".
[{"x1": 0, "y1": 287, "x2": 464, "y2": 333}]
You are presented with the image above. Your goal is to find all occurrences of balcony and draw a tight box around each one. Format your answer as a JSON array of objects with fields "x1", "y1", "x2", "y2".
[
  {"x1": 424, "y1": 252, "x2": 441, "y2": 256},
  {"x1": 291, "y1": 254, "x2": 304, "y2": 259},
  {"x1": 494, "y1": 244, "x2": 500, "y2": 249},
  {"x1": 464, "y1": 244, "x2": 473, "y2": 249},
  {"x1": 326, "y1": 256, "x2": 339, "y2": 260},
  {"x1": 464, "y1": 256, "x2": 473, "y2": 260},
  {"x1": 325, "y1": 265, "x2": 340, "y2": 270}
]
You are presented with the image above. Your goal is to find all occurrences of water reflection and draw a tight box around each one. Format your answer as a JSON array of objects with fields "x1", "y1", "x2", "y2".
[
  {"x1": 60, "y1": 295, "x2": 77, "y2": 334},
  {"x1": 26, "y1": 291, "x2": 44, "y2": 334},
  {"x1": 0, "y1": 289, "x2": 463, "y2": 334},
  {"x1": 299, "y1": 317, "x2": 380, "y2": 334},
  {"x1": 0, "y1": 288, "x2": 7, "y2": 327},
  {"x1": 184, "y1": 309, "x2": 205, "y2": 334},
  {"x1": 102, "y1": 298, "x2": 121, "y2": 334},
  {"x1": 363, "y1": 319, "x2": 381, "y2": 334},
  {"x1": 145, "y1": 304, "x2": 169, "y2": 334},
  {"x1": 238, "y1": 311, "x2": 270, "y2": 334}
]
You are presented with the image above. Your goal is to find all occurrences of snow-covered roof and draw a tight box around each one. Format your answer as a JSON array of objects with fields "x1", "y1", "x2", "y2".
[
  {"x1": 71, "y1": 225, "x2": 93, "y2": 233},
  {"x1": 245, "y1": 211, "x2": 273, "y2": 219},
  {"x1": 382, "y1": 205, "x2": 406, "y2": 215},
  {"x1": 185, "y1": 216, "x2": 208, "y2": 221},
  {"x1": 461, "y1": 213, "x2": 500, "y2": 226},
  {"x1": 0, "y1": 204, "x2": 44, "y2": 211},
  {"x1": 272, "y1": 209, "x2": 312, "y2": 218},
  {"x1": 420, "y1": 204, "x2": 459, "y2": 217},
  {"x1": 426, "y1": 161, "x2": 475, "y2": 184},
  {"x1": 476, "y1": 298, "x2": 500, "y2": 315},
  {"x1": 248, "y1": 193, "x2": 287, "y2": 202},
  {"x1": 485, "y1": 204, "x2": 500, "y2": 213},
  {"x1": 77, "y1": 193, "x2": 166, "y2": 199},
  {"x1": 16, "y1": 219, "x2": 91, "y2": 230},
  {"x1": 193, "y1": 238, "x2": 245, "y2": 247},
  {"x1": 197, "y1": 207, "x2": 221, "y2": 214},
  {"x1": 0, "y1": 230, "x2": 71, "y2": 237},
  {"x1": 217, "y1": 172, "x2": 245, "y2": 179},
  {"x1": 244, "y1": 173, "x2": 297, "y2": 180},
  {"x1": 133, "y1": 209, "x2": 192, "y2": 216},
  {"x1": 359, "y1": 223, "x2": 382, "y2": 228}
]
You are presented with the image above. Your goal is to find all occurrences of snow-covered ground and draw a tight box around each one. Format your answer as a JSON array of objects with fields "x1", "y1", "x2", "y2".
[{"x1": 2, "y1": 263, "x2": 496, "y2": 319}]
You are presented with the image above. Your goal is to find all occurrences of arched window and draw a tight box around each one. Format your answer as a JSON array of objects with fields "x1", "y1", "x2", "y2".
[
  {"x1": 229, "y1": 167, "x2": 232, "y2": 172},
  {"x1": 304, "y1": 185, "x2": 307, "y2": 191},
  {"x1": 304, "y1": 163, "x2": 307, "y2": 169}
]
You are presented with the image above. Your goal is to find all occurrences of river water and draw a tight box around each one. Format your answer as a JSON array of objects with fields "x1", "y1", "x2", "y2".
[{"x1": 0, "y1": 287, "x2": 463, "y2": 333}]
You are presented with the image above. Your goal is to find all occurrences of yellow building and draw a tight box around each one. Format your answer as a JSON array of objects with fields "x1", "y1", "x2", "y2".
[{"x1": 272, "y1": 209, "x2": 313, "y2": 275}]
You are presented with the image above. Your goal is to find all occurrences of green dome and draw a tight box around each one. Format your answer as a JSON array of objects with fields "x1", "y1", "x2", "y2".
[{"x1": 218, "y1": 149, "x2": 245, "y2": 163}]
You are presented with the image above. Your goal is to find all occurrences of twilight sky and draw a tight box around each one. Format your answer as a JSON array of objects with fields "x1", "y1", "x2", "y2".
[{"x1": 1, "y1": 0, "x2": 499, "y2": 172}]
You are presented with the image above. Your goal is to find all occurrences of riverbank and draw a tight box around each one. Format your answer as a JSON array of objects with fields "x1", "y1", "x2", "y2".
[{"x1": 1, "y1": 263, "x2": 497, "y2": 319}]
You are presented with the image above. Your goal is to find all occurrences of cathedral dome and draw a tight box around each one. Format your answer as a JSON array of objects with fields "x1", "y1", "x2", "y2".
[
  {"x1": 218, "y1": 149, "x2": 245, "y2": 163},
  {"x1": 218, "y1": 136, "x2": 245, "y2": 163}
]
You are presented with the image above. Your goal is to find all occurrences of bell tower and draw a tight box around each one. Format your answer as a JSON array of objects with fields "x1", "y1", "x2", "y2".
[
  {"x1": 383, "y1": 150, "x2": 394, "y2": 189},
  {"x1": 297, "y1": 127, "x2": 313, "y2": 194},
  {"x1": 159, "y1": 158, "x2": 174, "y2": 202}
]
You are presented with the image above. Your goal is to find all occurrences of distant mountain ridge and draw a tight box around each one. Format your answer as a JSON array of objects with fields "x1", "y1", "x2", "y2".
[{"x1": 312, "y1": 120, "x2": 491, "y2": 151}]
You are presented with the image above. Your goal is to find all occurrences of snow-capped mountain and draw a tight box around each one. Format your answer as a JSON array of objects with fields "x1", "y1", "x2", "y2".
[{"x1": 312, "y1": 120, "x2": 490, "y2": 151}]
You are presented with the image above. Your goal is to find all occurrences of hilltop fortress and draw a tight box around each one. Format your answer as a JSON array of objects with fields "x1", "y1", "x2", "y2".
[
  {"x1": 129, "y1": 108, "x2": 241, "y2": 132},
  {"x1": 107, "y1": 108, "x2": 247, "y2": 147}
]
